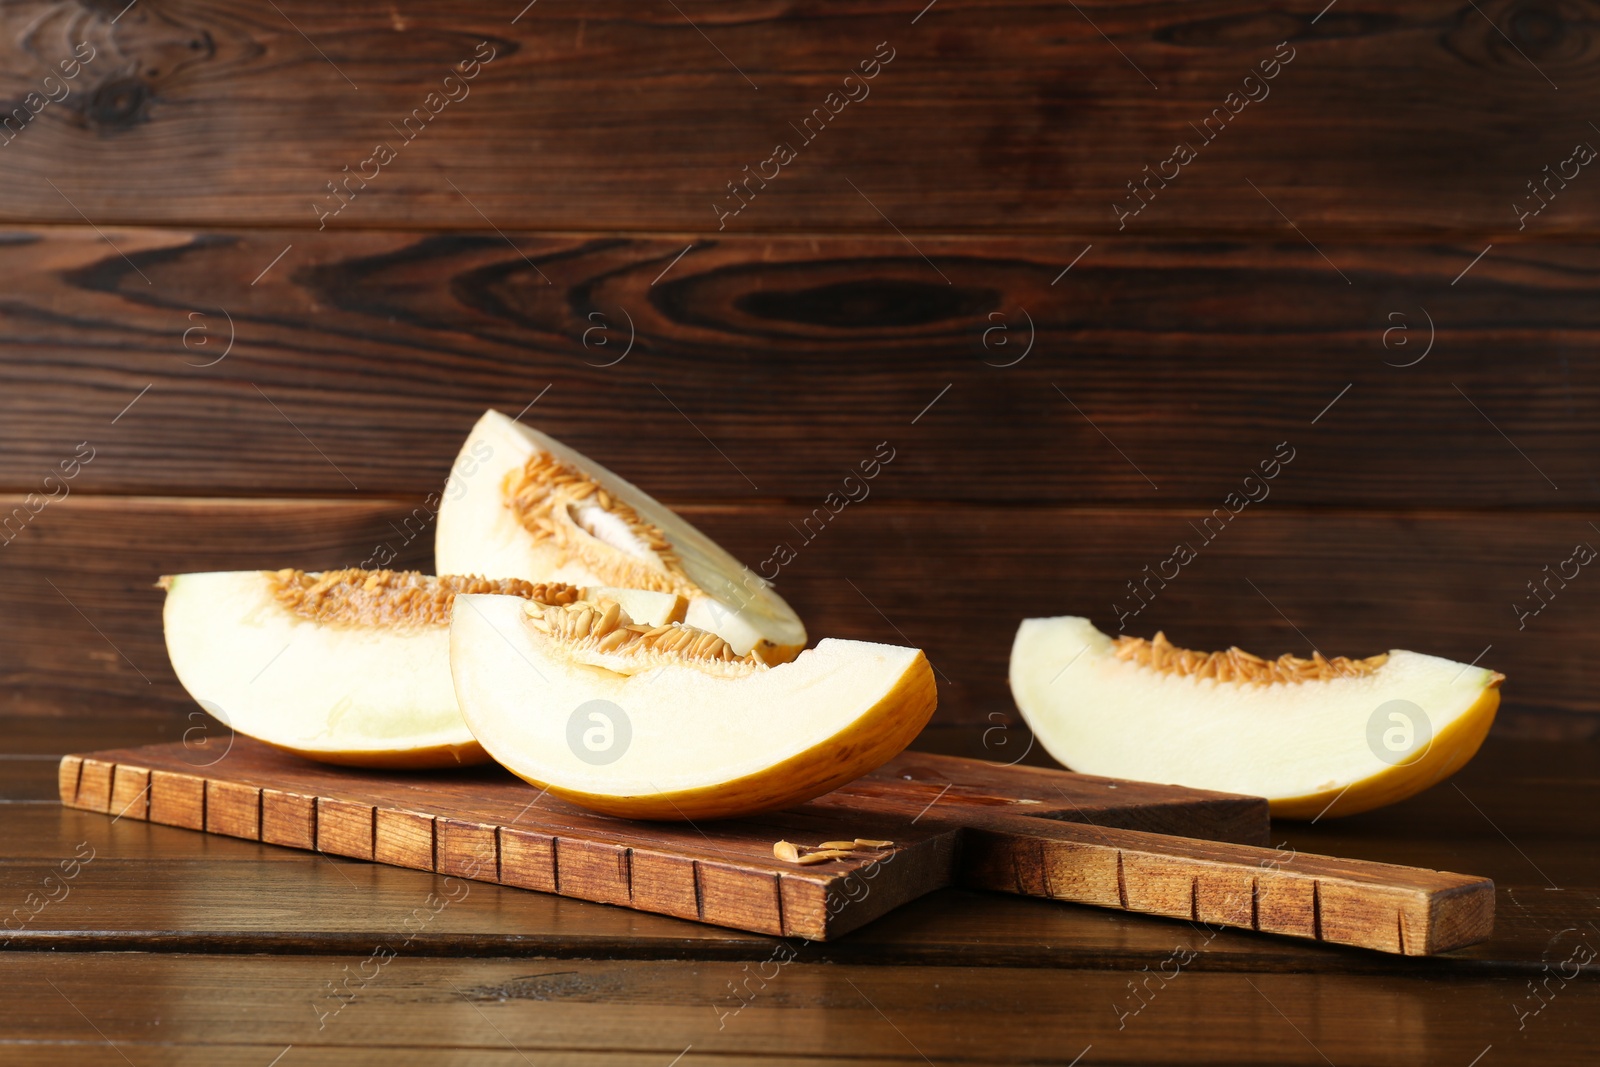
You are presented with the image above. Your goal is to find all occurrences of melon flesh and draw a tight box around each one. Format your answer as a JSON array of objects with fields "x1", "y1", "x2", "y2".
[
  {"x1": 435, "y1": 409, "x2": 806, "y2": 663},
  {"x1": 450, "y1": 593, "x2": 937, "y2": 820},
  {"x1": 1010, "y1": 616, "x2": 1502, "y2": 818},
  {"x1": 161, "y1": 570, "x2": 682, "y2": 768}
]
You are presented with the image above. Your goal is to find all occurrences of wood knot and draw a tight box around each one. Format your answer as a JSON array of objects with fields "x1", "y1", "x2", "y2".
[
  {"x1": 1506, "y1": 2, "x2": 1568, "y2": 53},
  {"x1": 736, "y1": 278, "x2": 996, "y2": 330},
  {"x1": 1448, "y1": 0, "x2": 1586, "y2": 71},
  {"x1": 84, "y1": 76, "x2": 149, "y2": 129}
]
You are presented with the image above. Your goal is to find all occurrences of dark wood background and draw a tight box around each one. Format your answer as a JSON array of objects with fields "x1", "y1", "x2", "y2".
[
  {"x1": 3, "y1": 0, "x2": 1596, "y2": 744},
  {"x1": 4, "y1": 5, "x2": 1599, "y2": 1066}
]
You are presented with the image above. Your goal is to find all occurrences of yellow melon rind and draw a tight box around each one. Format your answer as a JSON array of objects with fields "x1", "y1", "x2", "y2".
[
  {"x1": 522, "y1": 653, "x2": 938, "y2": 820},
  {"x1": 1270, "y1": 686, "x2": 1500, "y2": 819}
]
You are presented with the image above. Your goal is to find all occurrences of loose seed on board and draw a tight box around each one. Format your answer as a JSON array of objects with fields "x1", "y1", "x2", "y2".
[
  {"x1": 773, "y1": 840, "x2": 801, "y2": 863},
  {"x1": 795, "y1": 850, "x2": 854, "y2": 865},
  {"x1": 854, "y1": 839, "x2": 894, "y2": 848}
]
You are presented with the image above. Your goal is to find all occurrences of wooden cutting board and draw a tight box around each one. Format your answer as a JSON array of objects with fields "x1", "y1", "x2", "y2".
[{"x1": 59, "y1": 739, "x2": 1494, "y2": 954}]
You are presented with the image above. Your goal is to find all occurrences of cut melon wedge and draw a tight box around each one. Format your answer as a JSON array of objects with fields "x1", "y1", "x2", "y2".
[
  {"x1": 1010, "y1": 616, "x2": 1503, "y2": 819},
  {"x1": 449, "y1": 592, "x2": 937, "y2": 820},
  {"x1": 435, "y1": 409, "x2": 806, "y2": 664},
  {"x1": 161, "y1": 569, "x2": 683, "y2": 768}
]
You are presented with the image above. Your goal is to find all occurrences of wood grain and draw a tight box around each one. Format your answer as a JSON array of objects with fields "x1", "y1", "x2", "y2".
[
  {"x1": 4, "y1": 496, "x2": 1596, "y2": 734},
  {"x1": 58, "y1": 739, "x2": 1495, "y2": 953},
  {"x1": 1, "y1": 228, "x2": 1595, "y2": 505},
  {"x1": 963, "y1": 816, "x2": 1493, "y2": 955},
  {"x1": 56, "y1": 739, "x2": 1267, "y2": 943},
  {"x1": 0, "y1": 799, "x2": 1589, "y2": 970},
  {"x1": 0, "y1": 0, "x2": 1590, "y2": 1054},
  {"x1": 0, "y1": 1, "x2": 1589, "y2": 234},
  {"x1": 23, "y1": 726, "x2": 1598, "y2": 859},
  {"x1": 3, "y1": 735, "x2": 1587, "y2": 1062},
  {"x1": 5, "y1": 952, "x2": 1597, "y2": 1065}
]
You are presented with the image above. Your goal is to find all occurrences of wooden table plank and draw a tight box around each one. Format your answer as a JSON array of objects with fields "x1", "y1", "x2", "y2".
[
  {"x1": 0, "y1": 1053, "x2": 931, "y2": 1067},
  {"x1": 0, "y1": 1, "x2": 1587, "y2": 234},
  {"x1": 2, "y1": 852, "x2": 1588, "y2": 973},
  {"x1": 0, "y1": 757, "x2": 64, "y2": 802},
  {"x1": 2, "y1": 230, "x2": 1596, "y2": 506},
  {"x1": 4, "y1": 499, "x2": 1598, "y2": 733},
  {"x1": 2, "y1": 953, "x2": 1592, "y2": 1065}
]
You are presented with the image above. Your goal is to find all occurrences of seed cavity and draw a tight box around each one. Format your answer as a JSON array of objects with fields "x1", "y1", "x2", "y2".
[
  {"x1": 1112, "y1": 631, "x2": 1390, "y2": 685},
  {"x1": 505, "y1": 453, "x2": 703, "y2": 598},
  {"x1": 270, "y1": 569, "x2": 581, "y2": 630},
  {"x1": 525, "y1": 597, "x2": 765, "y2": 677}
]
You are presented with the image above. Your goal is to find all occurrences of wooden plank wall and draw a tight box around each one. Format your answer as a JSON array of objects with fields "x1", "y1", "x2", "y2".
[{"x1": 1, "y1": 0, "x2": 1595, "y2": 739}]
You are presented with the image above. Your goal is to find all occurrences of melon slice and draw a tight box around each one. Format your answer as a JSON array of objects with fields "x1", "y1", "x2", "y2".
[
  {"x1": 161, "y1": 569, "x2": 684, "y2": 768},
  {"x1": 1010, "y1": 616, "x2": 1503, "y2": 819},
  {"x1": 435, "y1": 409, "x2": 806, "y2": 664},
  {"x1": 449, "y1": 592, "x2": 937, "y2": 820}
]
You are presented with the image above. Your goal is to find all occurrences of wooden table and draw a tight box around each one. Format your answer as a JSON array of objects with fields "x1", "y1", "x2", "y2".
[{"x1": 3, "y1": 717, "x2": 1594, "y2": 1066}]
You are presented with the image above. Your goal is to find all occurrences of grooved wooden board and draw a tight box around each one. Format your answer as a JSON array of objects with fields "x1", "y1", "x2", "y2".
[{"x1": 59, "y1": 739, "x2": 1494, "y2": 953}]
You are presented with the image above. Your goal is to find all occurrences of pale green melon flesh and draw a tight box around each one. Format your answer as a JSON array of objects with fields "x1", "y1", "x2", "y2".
[
  {"x1": 1010, "y1": 616, "x2": 1500, "y2": 808},
  {"x1": 163, "y1": 571, "x2": 476, "y2": 763}
]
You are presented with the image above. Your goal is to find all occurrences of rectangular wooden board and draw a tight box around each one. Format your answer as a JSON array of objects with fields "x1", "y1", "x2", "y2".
[
  {"x1": 60, "y1": 739, "x2": 1496, "y2": 953},
  {"x1": 59, "y1": 738, "x2": 1268, "y2": 941}
]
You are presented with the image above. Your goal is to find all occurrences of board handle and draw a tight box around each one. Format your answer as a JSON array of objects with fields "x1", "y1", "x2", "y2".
[{"x1": 960, "y1": 817, "x2": 1493, "y2": 955}]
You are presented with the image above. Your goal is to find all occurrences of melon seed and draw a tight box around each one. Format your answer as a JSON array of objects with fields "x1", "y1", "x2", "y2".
[
  {"x1": 1112, "y1": 631, "x2": 1390, "y2": 686},
  {"x1": 796, "y1": 850, "x2": 854, "y2": 865},
  {"x1": 271, "y1": 569, "x2": 584, "y2": 629}
]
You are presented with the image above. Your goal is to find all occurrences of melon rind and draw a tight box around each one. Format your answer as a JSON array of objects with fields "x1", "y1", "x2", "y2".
[{"x1": 1009, "y1": 615, "x2": 1501, "y2": 819}]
